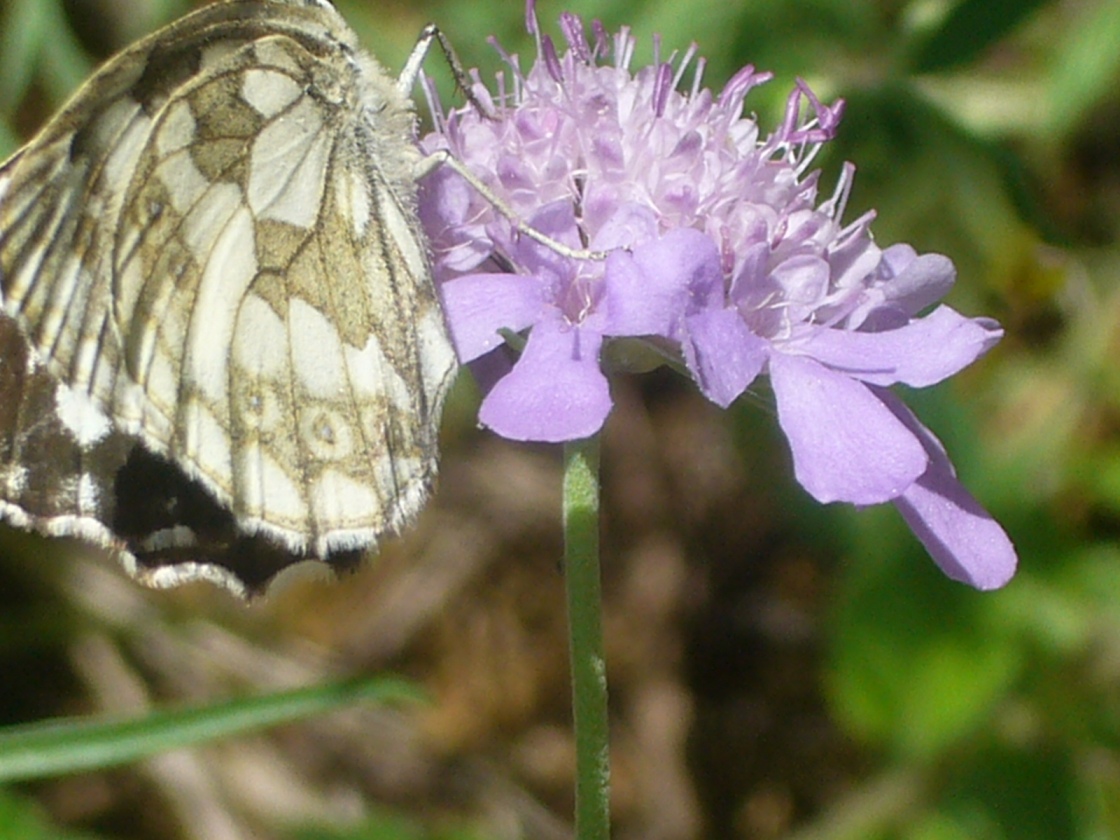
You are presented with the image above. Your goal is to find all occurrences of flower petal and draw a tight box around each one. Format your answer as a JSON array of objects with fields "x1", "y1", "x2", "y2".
[
  {"x1": 894, "y1": 480, "x2": 1018, "y2": 591},
  {"x1": 881, "y1": 245, "x2": 956, "y2": 315},
  {"x1": 603, "y1": 228, "x2": 722, "y2": 337},
  {"x1": 794, "y1": 305, "x2": 1003, "y2": 387},
  {"x1": 417, "y1": 162, "x2": 494, "y2": 274},
  {"x1": 770, "y1": 353, "x2": 927, "y2": 504},
  {"x1": 880, "y1": 391, "x2": 1017, "y2": 589},
  {"x1": 590, "y1": 202, "x2": 659, "y2": 251},
  {"x1": 479, "y1": 315, "x2": 611, "y2": 442},
  {"x1": 770, "y1": 255, "x2": 830, "y2": 316},
  {"x1": 682, "y1": 308, "x2": 769, "y2": 407},
  {"x1": 510, "y1": 200, "x2": 584, "y2": 278},
  {"x1": 440, "y1": 273, "x2": 545, "y2": 362}
]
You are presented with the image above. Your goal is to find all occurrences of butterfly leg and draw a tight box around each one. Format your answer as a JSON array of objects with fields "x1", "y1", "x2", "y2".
[
  {"x1": 397, "y1": 23, "x2": 490, "y2": 116},
  {"x1": 399, "y1": 23, "x2": 608, "y2": 262},
  {"x1": 416, "y1": 148, "x2": 607, "y2": 263}
]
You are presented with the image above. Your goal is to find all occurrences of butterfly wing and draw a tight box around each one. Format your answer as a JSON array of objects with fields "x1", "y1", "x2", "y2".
[
  {"x1": 0, "y1": 0, "x2": 458, "y2": 594},
  {"x1": 0, "y1": 308, "x2": 325, "y2": 595}
]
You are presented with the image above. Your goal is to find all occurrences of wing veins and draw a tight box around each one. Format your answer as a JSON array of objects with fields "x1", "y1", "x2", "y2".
[{"x1": 364, "y1": 171, "x2": 426, "y2": 513}]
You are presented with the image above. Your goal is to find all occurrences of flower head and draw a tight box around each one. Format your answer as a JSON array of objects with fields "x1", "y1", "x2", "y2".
[{"x1": 418, "y1": 4, "x2": 1016, "y2": 589}]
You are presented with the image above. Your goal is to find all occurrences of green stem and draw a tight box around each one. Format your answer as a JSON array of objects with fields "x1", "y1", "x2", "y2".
[{"x1": 562, "y1": 436, "x2": 610, "y2": 840}]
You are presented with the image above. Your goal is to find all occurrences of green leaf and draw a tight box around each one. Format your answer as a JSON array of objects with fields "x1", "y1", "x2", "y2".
[{"x1": 0, "y1": 677, "x2": 422, "y2": 783}]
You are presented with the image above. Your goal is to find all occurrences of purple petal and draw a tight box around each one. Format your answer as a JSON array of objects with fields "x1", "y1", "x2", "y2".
[
  {"x1": 879, "y1": 391, "x2": 1017, "y2": 589},
  {"x1": 510, "y1": 200, "x2": 584, "y2": 278},
  {"x1": 418, "y1": 164, "x2": 494, "y2": 274},
  {"x1": 603, "y1": 228, "x2": 722, "y2": 337},
  {"x1": 770, "y1": 255, "x2": 830, "y2": 311},
  {"x1": 826, "y1": 220, "x2": 882, "y2": 291},
  {"x1": 881, "y1": 246, "x2": 956, "y2": 315},
  {"x1": 894, "y1": 483, "x2": 1017, "y2": 590},
  {"x1": 769, "y1": 353, "x2": 927, "y2": 505},
  {"x1": 794, "y1": 305, "x2": 1003, "y2": 388},
  {"x1": 440, "y1": 273, "x2": 547, "y2": 362},
  {"x1": 417, "y1": 167, "x2": 466, "y2": 230},
  {"x1": 728, "y1": 240, "x2": 770, "y2": 302},
  {"x1": 590, "y1": 202, "x2": 659, "y2": 251},
  {"x1": 682, "y1": 308, "x2": 769, "y2": 407},
  {"x1": 478, "y1": 315, "x2": 611, "y2": 442}
]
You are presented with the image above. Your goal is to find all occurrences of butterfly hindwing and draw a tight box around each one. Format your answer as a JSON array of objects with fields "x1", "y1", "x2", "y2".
[
  {"x1": 0, "y1": 309, "x2": 131, "y2": 545},
  {"x1": 0, "y1": 0, "x2": 458, "y2": 594}
]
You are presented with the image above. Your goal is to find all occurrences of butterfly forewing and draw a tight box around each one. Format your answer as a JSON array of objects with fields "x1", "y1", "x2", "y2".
[{"x1": 0, "y1": 0, "x2": 458, "y2": 595}]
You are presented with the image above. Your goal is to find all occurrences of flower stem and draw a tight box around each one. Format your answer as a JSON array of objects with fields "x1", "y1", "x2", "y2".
[{"x1": 562, "y1": 436, "x2": 610, "y2": 840}]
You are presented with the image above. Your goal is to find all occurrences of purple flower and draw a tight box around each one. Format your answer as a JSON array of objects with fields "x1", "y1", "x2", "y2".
[{"x1": 418, "y1": 4, "x2": 1016, "y2": 589}]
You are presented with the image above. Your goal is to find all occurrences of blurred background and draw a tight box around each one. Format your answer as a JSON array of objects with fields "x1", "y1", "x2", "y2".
[{"x1": 2, "y1": 0, "x2": 1119, "y2": 837}]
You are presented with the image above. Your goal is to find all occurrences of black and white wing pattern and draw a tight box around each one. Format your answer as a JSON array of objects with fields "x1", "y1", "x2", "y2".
[{"x1": 0, "y1": 0, "x2": 458, "y2": 596}]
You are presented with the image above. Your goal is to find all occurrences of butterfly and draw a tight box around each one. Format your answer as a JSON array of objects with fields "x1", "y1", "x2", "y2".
[{"x1": 0, "y1": 0, "x2": 459, "y2": 597}]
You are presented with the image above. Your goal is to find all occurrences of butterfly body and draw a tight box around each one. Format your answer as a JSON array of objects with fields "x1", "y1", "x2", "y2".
[{"x1": 0, "y1": 0, "x2": 458, "y2": 595}]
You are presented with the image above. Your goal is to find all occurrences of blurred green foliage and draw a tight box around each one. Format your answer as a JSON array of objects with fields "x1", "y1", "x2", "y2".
[
  {"x1": 0, "y1": 789, "x2": 104, "y2": 840},
  {"x1": 0, "y1": 678, "x2": 421, "y2": 783},
  {"x1": 3, "y1": 0, "x2": 1120, "y2": 838}
]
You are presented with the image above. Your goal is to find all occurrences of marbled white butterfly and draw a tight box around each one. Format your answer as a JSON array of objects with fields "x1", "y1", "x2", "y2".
[{"x1": 0, "y1": 0, "x2": 459, "y2": 596}]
